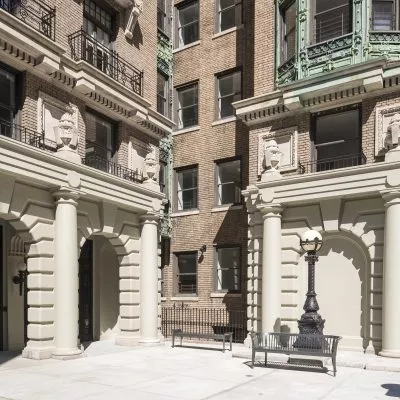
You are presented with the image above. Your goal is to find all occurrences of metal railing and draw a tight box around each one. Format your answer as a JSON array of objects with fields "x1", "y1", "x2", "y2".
[
  {"x1": 161, "y1": 304, "x2": 247, "y2": 343},
  {"x1": 0, "y1": 0, "x2": 56, "y2": 40},
  {"x1": 83, "y1": 152, "x2": 144, "y2": 184},
  {"x1": 0, "y1": 119, "x2": 56, "y2": 151},
  {"x1": 68, "y1": 29, "x2": 143, "y2": 96},
  {"x1": 298, "y1": 152, "x2": 367, "y2": 174}
]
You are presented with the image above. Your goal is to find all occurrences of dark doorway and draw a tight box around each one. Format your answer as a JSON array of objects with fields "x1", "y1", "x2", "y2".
[
  {"x1": 0, "y1": 226, "x2": 3, "y2": 350},
  {"x1": 79, "y1": 239, "x2": 93, "y2": 342}
]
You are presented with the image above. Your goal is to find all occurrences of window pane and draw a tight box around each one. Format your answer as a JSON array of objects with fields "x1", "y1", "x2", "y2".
[
  {"x1": 180, "y1": 23, "x2": 199, "y2": 46},
  {"x1": 179, "y1": 3, "x2": 197, "y2": 25},
  {"x1": 178, "y1": 2, "x2": 199, "y2": 45},
  {"x1": 282, "y1": 2, "x2": 296, "y2": 63},
  {"x1": 314, "y1": 0, "x2": 350, "y2": 43},
  {"x1": 219, "y1": 75, "x2": 233, "y2": 97},
  {"x1": 177, "y1": 168, "x2": 198, "y2": 210},
  {"x1": 217, "y1": 247, "x2": 240, "y2": 291},
  {"x1": 221, "y1": 6, "x2": 236, "y2": 31},
  {"x1": 218, "y1": 160, "x2": 241, "y2": 204},
  {"x1": 220, "y1": 96, "x2": 234, "y2": 118},
  {"x1": 182, "y1": 188, "x2": 197, "y2": 209},
  {"x1": 178, "y1": 253, "x2": 197, "y2": 294},
  {"x1": 179, "y1": 86, "x2": 197, "y2": 106},
  {"x1": 181, "y1": 105, "x2": 198, "y2": 127},
  {"x1": 372, "y1": 1, "x2": 394, "y2": 31},
  {"x1": 178, "y1": 254, "x2": 197, "y2": 274},
  {"x1": 220, "y1": 0, "x2": 235, "y2": 9}
]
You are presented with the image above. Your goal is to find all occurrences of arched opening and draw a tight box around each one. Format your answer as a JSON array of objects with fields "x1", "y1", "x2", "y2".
[
  {"x1": 79, "y1": 235, "x2": 120, "y2": 345},
  {"x1": 299, "y1": 232, "x2": 369, "y2": 351},
  {"x1": 0, "y1": 219, "x2": 28, "y2": 351}
]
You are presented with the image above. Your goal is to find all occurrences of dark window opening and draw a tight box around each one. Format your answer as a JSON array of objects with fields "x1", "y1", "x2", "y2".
[{"x1": 281, "y1": 1, "x2": 296, "y2": 64}]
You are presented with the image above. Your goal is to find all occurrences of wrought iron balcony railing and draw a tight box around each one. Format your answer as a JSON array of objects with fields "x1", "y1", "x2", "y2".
[
  {"x1": 0, "y1": 0, "x2": 56, "y2": 40},
  {"x1": 0, "y1": 119, "x2": 56, "y2": 151},
  {"x1": 298, "y1": 152, "x2": 367, "y2": 174},
  {"x1": 83, "y1": 151, "x2": 144, "y2": 184},
  {"x1": 68, "y1": 29, "x2": 143, "y2": 96}
]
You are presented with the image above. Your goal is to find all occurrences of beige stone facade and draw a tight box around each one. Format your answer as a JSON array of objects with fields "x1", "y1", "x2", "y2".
[{"x1": 0, "y1": 0, "x2": 173, "y2": 357}]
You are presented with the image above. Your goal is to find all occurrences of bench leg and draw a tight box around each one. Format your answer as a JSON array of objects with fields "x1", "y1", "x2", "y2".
[
  {"x1": 172, "y1": 334, "x2": 175, "y2": 348},
  {"x1": 265, "y1": 351, "x2": 268, "y2": 367},
  {"x1": 223, "y1": 336, "x2": 225, "y2": 353},
  {"x1": 332, "y1": 356, "x2": 337, "y2": 377},
  {"x1": 252, "y1": 349, "x2": 255, "y2": 369},
  {"x1": 230, "y1": 335, "x2": 232, "y2": 352}
]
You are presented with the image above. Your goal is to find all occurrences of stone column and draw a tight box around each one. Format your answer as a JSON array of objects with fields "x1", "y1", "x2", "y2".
[
  {"x1": 380, "y1": 190, "x2": 400, "y2": 358},
  {"x1": 261, "y1": 204, "x2": 283, "y2": 333},
  {"x1": 139, "y1": 213, "x2": 161, "y2": 343},
  {"x1": 52, "y1": 189, "x2": 82, "y2": 358}
]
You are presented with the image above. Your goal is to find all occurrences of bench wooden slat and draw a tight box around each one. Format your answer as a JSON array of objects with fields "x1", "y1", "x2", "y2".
[{"x1": 172, "y1": 329, "x2": 233, "y2": 352}]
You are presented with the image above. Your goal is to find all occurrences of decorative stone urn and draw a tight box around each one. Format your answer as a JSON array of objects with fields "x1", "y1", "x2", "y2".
[
  {"x1": 143, "y1": 153, "x2": 160, "y2": 190},
  {"x1": 53, "y1": 112, "x2": 81, "y2": 164},
  {"x1": 261, "y1": 139, "x2": 282, "y2": 182},
  {"x1": 125, "y1": 0, "x2": 143, "y2": 39}
]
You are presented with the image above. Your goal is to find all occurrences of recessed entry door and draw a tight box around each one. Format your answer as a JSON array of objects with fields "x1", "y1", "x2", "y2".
[{"x1": 79, "y1": 239, "x2": 93, "y2": 343}]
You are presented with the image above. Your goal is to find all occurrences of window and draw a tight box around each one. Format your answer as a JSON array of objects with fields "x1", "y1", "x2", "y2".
[
  {"x1": 215, "y1": 246, "x2": 240, "y2": 292},
  {"x1": 158, "y1": 0, "x2": 171, "y2": 35},
  {"x1": 0, "y1": 66, "x2": 17, "y2": 132},
  {"x1": 216, "y1": 159, "x2": 241, "y2": 205},
  {"x1": 312, "y1": 0, "x2": 351, "y2": 44},
  {"x1": 217, "y1": 71, "x2": 241, "y2": 119},
  {"x1": 176, "y1": 166, "x2": 198, "y2": 211},
  {"x1": 217, "y1": 0, "x2": 242, "y2": 32},
  {"x1": 176, "y1": 1, "x2": 199, "y2": 47},
  {"x1": 176, "y1": 252, "x2": 197, "y2": 295},
  {"x1": 176, "y1": 83, "x2": 198, "y2": 128},
  {"x1": 159, "y1": 160, "x2": 168, "y2": 194},
  {"x1": 313, "y1": 107, "x2": 361, "y2": 171},
  {"x1": 157, "y1": 71, "x2": 169, "y2": 116},
  {"x1": 85, "y1": 111, "x2": 115, "y2": 164},
  {"x1": 372, "y1": 0, "x2": 396, "y2": 30},
  {"x1": 83, "y1": 0, "x2": 114, "y2": 73},
  {"x1": 281, "y1": 1, "x2": 296, "y2": 64}
]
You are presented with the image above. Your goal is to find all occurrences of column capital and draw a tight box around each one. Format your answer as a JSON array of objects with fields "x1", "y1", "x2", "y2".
[
  {"x1": 140, "y1": 212, "x2": 160, "y2": 225},
  {"x1": 258, "y1": 203, "x2": 283, "y2": 219},
  {"x1": 380, "y1": 189, "x2": 400, "y2": 207},
  {"x1": 52, "y1": 187, "x2": 82, "y2": 203}
]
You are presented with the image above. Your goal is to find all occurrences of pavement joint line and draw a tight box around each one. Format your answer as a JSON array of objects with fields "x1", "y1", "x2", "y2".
[
  {"x1": 317, "y1": 368, "x2": 361, "y2": 400},
  {"x1": 198, "y1": 368, "x2": 276, "y2": 400}
]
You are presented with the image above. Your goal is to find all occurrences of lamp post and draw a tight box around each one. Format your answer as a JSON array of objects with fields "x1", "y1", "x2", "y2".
[{"x1": 295, "y1": 230, "x2": 325, "y2": 348}]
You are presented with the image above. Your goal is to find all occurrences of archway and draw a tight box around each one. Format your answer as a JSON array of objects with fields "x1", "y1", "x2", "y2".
[
  {"x1": 299, "y1": 232, "x2": 369, "y2": 351},
  {"x1": 79, "y1": 235, "x2": 119, "y2": 345}
]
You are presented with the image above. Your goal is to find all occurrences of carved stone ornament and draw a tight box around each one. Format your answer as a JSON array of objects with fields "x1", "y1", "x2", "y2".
[
  {"x1": 143, "y1": 152, "x2": 160, "y2": 190},
  {"x1": 263, "y1": 139, "x2": 281, "y2": 172},
  {"x1": 375, "y1": 103, "x2": 400, "y2": 156},
  {"x1": 53, "y1": 111, "x2": 81, "y2": 164},
  {"x1": 125, "y1": 0, "x2": 143, "y2": 39}
]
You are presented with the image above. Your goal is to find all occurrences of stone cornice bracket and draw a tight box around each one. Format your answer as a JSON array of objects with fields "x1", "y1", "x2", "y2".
[
  {"x1": 258, "y1": 203, "x2": 283, "y2": 219},
  {"x1": 140, "y1": 212, "x2": 160, "y2": 225},
  {"x1": 125, "y1": 0, "x2": 143, "y2": 39},
  {"x1": 381, "y1": 189, "x2": 400, "y2": 208},
  {"x1": 242, "y1": 185, "x2": 260, "y2": 213}
]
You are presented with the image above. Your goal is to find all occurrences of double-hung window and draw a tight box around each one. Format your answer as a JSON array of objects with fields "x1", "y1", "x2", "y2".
[
  {"x1": 372, "y1": 0, "x2": 397, "y2": 30},
  {"x1": 0, "y1": 66, "x2": 17, "y2": 134},
  {"x1": 217, "y1": 70, "x2": 241, "y2": 119},
  {"x1": 217, "y1": 0, "x2": 242, "y2": 32},
  {"x1": 176, "y1": 252, "x2": 197, "y2": 295},
  {"x1": 176, "y1": 166, "x2": 198, "y2": 210},
  {"x1": 215, "y1": 159, "x2": 241, "y2": 205},
  {"x1": 281, "y1": 1, "x2": 296, "y2": 64},
  {"x1": 158, "y1": 0, "x2": 171, "y2": 35},
  {"x1": 176, "y1": 1, "x2": 199, "y2": 48},
  {"x1": 83, "y1": 0, "x2": 114, "y2": 74},
  {"x1": 176, "y1": 83, "x2": 198, "y2": 129},
  {"x1": 157, "y1": 71, "x2": 169, "y2": 116},
  {"x1": 215, "y1": 246, "x2": 241, "y2": 292},
  {"x1": 312, "y1": 0, "x2": 351, "y2": 44}
]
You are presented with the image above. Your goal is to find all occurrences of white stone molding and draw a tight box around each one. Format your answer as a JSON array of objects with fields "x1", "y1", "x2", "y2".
[
  {"x1": 258, "y1": 126, "x2": 298, "y2": 175},
  {"x1": 125, "y1": 0, "x2": 143, "y2": 39},
  {"x1": 375, "y1": 102, "x2": 400, "y2": 156},
  {"x1": 128, "y1": 137, "x2": 157, "y2": 175},
  {"x1": 54, "y1": 112, "x2": 81, "y2": 164},
  {"x1": 37, "y1": 92, "x2": 78, "y2": 150}
]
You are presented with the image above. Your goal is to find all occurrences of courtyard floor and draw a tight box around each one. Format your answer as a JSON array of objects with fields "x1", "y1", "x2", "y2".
[{"x1": 0, "y1": 342, "x2": 399, "y2": 400}]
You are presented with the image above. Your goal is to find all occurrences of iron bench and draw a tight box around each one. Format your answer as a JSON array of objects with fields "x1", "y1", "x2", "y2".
[
  {"x1": 250, "y1": 332, "x2": 341, "y2": 376},
  {"x1": 172, "y1": 329, "x2": 233, "y2": 352}
]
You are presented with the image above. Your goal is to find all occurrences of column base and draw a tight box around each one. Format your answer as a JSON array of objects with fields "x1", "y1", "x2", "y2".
[
  {"x1": 139, "y1": 337, "x2": 162, "y2": 345},
  {"x1": 52, "y1": 347, "x2": 84, "y2": 360},
  {"x1": 22, "y1": 345, "x2": 54, "y2": 360},
  {"x1": 379, "y1": 349, "x2": 400, "y2": 358}
]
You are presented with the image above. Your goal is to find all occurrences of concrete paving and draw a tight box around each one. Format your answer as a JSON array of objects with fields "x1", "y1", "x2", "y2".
[{"x1": 0, "y1": 342, "x2": 398, "y2": 400}]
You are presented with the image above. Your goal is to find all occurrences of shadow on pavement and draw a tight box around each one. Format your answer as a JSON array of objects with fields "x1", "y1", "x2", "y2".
[
  {"x1": 382, "y1": 384, "x2": 400, "y2": 397},
  {"x1": 243, "y1": 360, "x2": 332, "y2": 376}
]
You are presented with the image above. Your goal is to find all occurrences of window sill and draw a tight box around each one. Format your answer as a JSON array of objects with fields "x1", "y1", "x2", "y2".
[
  {"x1": 210, "y1": 292, "x2": 242, "y2": 298},
  {"x1": 211, "y1": 204, "x2": 243, "y2": 213},
  {"x1": 161, "y1": 297, "x2": 167, "y2": 302},
  {"x1": 173, "y1": 40, "x2": 201, "y2": 54},
  {"x1": 212, "y1": 25, "x2": 244, "y2": 40},
  {"x1": 211, "y1": 116, "x2": 238, "y2": 126},
  {"x1": 173, "y1": 125, "x2": 200, "y2": 136},
  {"x1": 171, "y1": 209, "x2": 200, "y2": 217},
  {"x1": 171, "y1": 296, "x2": 199, "y2": 301}
]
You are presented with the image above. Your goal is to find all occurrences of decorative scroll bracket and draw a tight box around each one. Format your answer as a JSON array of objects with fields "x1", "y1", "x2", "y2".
[{"x1": 125, "y1": 0, "x2": 143, "y2": 39}]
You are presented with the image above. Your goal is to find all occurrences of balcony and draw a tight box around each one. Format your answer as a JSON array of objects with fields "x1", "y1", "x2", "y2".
[
  {"x1": 83, "y1": 141, "x2": 143, "y2": 184},
  {"x1": 0, "y1": 119, "x2": 56, "y2": 151},
  {"x1": 68, "y1": 29, "x2": 143, "y2": 96},
  {"x1": 0, "y1": 0, "x2": 56, "y2": 40},
  {"x1": 298, "y1": 152, "x2": 367, "y2": 174}
]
